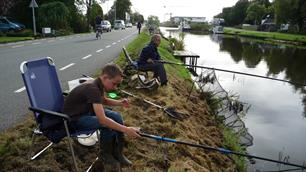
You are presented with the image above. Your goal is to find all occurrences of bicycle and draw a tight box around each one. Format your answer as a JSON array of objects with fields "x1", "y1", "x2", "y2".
[{"x1": 96, "y1": 26, "x2": 102, "y2": 39}]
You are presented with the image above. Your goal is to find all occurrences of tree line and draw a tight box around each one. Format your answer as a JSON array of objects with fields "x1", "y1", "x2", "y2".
[
  {"x1": 215, "y1": 0, "x2": 306, "y2": 34},
  {"x1": 1, "y1": 0, "x2": 144, "y2": 34}
]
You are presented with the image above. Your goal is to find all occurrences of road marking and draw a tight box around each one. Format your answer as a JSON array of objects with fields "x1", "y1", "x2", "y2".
[
  {"x1": 82, "y1": 54, "x2": 92, "y2": 60},
  {"x1": 59, "y1": 63, "x2": 75, "y2": 71},
  {"x1": 12, "y1": 45, "x2": 24, "y2": 48},
  {"x1": 112, "y1": 42, "x2": 116, "y2": 45},
  {"x1": 59, "y1": 38, "x2": 65, "y2": 40},
  {"x1": 106, "y1": 45, "x2": 111, "y2": 48},
  {"x1": 96, "y1": 49, "x2": 103, "y2": 53},
  {"x1": 47, "y1": 40, "x2": 55, "y2": 43},
  {"x1": 32, "y1": 42, "x2": 41, "y2": 45},
  {"x1": 117, "y1": 40, "x2": 121, "y2": 43},
  {"x1": 121, "y1": 39, "x2": 124, "y2": 41},
  {"x1": 14, "y1": 86, "x2": 25, "y2": 93}
]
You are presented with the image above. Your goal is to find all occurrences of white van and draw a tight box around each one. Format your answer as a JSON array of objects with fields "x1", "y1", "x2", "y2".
[{"x1": 114, "y1": 20, "x2": 125, "y2": 30}]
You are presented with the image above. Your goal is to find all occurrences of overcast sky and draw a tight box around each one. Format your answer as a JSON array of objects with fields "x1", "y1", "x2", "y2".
[{"x1": 101, "y1": 0, "x2": 239, "y2": 22}]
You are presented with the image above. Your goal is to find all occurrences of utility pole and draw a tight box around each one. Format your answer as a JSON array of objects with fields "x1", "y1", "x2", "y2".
[
  {"x1": 114, "y1": 0, "x2": 116, "y2": 21},
  {"x1": 29, "y1": 0, "x2": 38, "y2": 36}
]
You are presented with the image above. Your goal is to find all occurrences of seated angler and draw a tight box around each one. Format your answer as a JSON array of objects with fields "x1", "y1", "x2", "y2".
[
  {"x1": 137, "y1": 34, "x2": 168, "y2": 86},
  {"x1": 62, "y1": 64, "x2": 140, "y2": 170}
]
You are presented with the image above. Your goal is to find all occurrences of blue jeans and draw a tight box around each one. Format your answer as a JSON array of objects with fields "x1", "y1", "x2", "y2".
[{"x1": 73, "y1": 109, "x2": 124, "y2": 141}]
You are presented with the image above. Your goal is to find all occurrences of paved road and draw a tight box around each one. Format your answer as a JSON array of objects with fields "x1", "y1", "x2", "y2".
[{"x1": 0, "y1": 27, "x2": 138, "y2": 131}]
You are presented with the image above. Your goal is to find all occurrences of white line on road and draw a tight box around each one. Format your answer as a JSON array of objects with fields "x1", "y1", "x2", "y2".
[
  {"x1": 96, "y1": 49, "x2": 103, "y2": 53},
  {"x1": 117, "y1": 40, "x2": 121, "y2": 43},
  {"x1": 82, "y1": 54, "x2": 92, "y2": 60},
  {"x1": 14, "y1": 86, "x2": 25, "y2": 93},
  {"x1": 59, "y1": 63, "x2": 75, "y2": 71},
  {"x1": 32, "y1": 42, "x2": 41, "y2": 45},
  {"x1": 47, "y1": 40, "x2": 55, "y2": 43},
  {"x1": 12, "y1": 45, "x2": 24, "y2": 48},
  {"x1": 112, "y1": 42, "x2": 116, "y2": 45},
  {"x1": 59, "y1": 38, "x2": 65, "y2": 40},
  {"x1": 106, "y1": 45, "x2": 111, "y2": 48}
]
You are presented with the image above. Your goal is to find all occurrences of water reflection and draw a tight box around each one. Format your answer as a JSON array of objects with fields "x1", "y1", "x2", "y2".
[
  {"x1": 160, "y1": 27, "x2": 306, "y2": 171},
  {"x1": 212, "y1": 35, "x2": 306, "y2": 117}
]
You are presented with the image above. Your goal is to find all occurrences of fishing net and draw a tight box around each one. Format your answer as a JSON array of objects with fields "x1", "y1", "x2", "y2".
[{"x1": 192, "y1": 69, "x2": 253, "y2": 147}]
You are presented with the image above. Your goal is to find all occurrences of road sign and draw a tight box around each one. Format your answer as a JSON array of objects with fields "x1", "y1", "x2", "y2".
[{"x1": 29, "y1": 0, "x2": 38, "y2": 8}]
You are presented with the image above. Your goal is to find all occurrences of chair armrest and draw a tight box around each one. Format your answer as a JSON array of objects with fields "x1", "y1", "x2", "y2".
[{"x1": 29, "y1": 107, "x2": 71, "y2": 121}]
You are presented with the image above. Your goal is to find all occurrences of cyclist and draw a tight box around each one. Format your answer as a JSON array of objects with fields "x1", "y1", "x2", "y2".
[{"x1": 95, "y1": 16, "x2": 103, "y2": 39}]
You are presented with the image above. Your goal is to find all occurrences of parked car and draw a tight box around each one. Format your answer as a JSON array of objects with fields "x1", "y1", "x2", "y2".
[
  {"x1": 125, "y1": 22, "x2": 132, "y2": 28},
  {"x1": 0, "y1": 16, "x2": 22, "y2": 32},
  {"x1": 101, "y1": 20, "x2": 111, "y2": 32},
  {"x1": 6, "y1": 17, "x2": 25, "y2": 29},
  {"x1": 114, "y1": 20, "x2": 125, "y2": 30}
]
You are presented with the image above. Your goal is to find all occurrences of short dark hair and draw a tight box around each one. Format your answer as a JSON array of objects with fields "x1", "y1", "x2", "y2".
[
  {"x1": 101, "y1": 63, "x2": 123, "y2": 78},
  {"x1": 151, "y1": 34, "x2": 161, "y2": 42}
]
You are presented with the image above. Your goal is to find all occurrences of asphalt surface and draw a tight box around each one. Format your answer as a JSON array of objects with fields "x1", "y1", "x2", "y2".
[{"x1": 0, "y1": 27, "x2": 138, "y2": 131}]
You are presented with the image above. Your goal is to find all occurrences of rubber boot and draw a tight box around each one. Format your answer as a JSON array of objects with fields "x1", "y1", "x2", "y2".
[
  {"x1": 113, "y1": 134, "x2": 133, "y2": 167},
  {"x1": 99, "y1": 138, "x2": 120, "y2": 171}
]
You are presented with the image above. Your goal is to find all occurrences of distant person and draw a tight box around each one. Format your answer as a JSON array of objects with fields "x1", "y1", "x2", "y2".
[
  {"x1": 138, "y1": 34, "x2": 168, "y2": 86},
  {"x1": 62, "y1": 64, "x2": 140, "y2": 170},
  {"x1": 148, "y1": 25, "x2": 154, "y2": 35},
  {"x1": 95, "y1": 15, "x2": 102, "y2": 30},
  {"x1": 137, "y1": 21, "x2": 142, "y2": 34}
]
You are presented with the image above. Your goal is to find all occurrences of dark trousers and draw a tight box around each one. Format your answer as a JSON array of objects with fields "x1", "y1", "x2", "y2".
[{"x1": 138, "y1": 63, "x2": 168, "y2": 85}]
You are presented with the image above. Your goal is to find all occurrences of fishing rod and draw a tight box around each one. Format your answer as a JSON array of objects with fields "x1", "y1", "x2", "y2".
[
  {"x1": 159, "y1": 60, "x2": 306, "y2": 87},
  {"x1": 140, "y1": 132, "x2": 306, "y2": 170},
  {"x1": 82, "y1": 74, "x2": 187, "y2": 120},
  {"x1": 120, "y1": 89, "x2": 188, "y2": 120}
]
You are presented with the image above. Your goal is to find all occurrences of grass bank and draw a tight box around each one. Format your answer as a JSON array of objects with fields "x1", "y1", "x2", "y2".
[
  {"x1": 224, "y1": 27, "x2": 306, "y2": 45},
  {"x1": 0, "y1": 31, "x2": 244, "y2": 171},
  {"x1": 0, "y1": 36, "x2": 34, "y2": 43}
]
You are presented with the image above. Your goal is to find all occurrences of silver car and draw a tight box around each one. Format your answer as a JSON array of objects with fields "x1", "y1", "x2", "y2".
[
  {"x1": 101, "y1": 20, "x2": 111, "y2": 32},
  {"x1": 114, "y1": 20, "x2": 125, "y2": 30}
]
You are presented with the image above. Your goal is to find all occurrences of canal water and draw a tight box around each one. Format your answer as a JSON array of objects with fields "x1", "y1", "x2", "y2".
[{"x1": 161, "y1": 27, "x2": 306, "y2": 172}]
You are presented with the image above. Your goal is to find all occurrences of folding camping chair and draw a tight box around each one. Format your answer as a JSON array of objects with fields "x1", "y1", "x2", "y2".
[
  {"x1": 20, "y1": 57, "x2": 98, "y2": 172},
  {"x1": 122, "y1": 47, "x2": 159, "y2": 90}
]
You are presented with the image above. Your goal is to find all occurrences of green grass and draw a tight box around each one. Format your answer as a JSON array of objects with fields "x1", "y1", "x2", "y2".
[
  {"x1": 224, "y1": 27, "x2": 306, "y2": 44},
  {"x1": 222, "y1": 126, "x2": 247, "y2": 172},
  {"x1": 0, "y1": 36, "x2": 34, "y2": 43}
]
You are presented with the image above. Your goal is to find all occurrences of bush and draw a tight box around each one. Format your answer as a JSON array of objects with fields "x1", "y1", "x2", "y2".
[
  {"x1": 0, "y1": 31, "x2": 6, "y2": 37},
  {"x1": 54, "y1": 29, "x2": 73, "y2": 36},
  {"x1": 6, "y1": 29, "x2": 33, "y2": 37},
  {"x1": 190, "y1": 23, "x2": 211, "y2": 31}
]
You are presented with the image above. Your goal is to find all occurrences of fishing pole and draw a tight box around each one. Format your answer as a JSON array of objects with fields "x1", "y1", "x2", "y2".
[
  {"x1": 82, "y1": 74, "x2": 187, "y2": 120},
  {"x1": 159, "y1": 60, "x2": 306, "y2": 87},
  {"x1": 140, "y1": 132, "x2": 306, "y2": 170}
]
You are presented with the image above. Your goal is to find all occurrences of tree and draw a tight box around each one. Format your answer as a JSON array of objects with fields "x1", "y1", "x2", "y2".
[
  {"x1": 246, "y1": 2, "x2": 266, "y2": 25},
  {"x1": 147, "y1": 15, "x2": 160, "y2": 27},
  {"x1": 231, "y1": 0, "x2": 250, "y2": 25},
  {"x1": 215, "y1": 0, "x2": 249, "y2": 26},
  {"x1": 88, "y1": 3, "x2": 103, "y2": 27},
  {"x1": 274, "y1": 0, "x2": 306, "y2": 32},
  {"x1": 106, "y1": 0, "x2": 131, "y2": 23},
  {"x1": 130, "y1": 12, "x2": 144, "y2": 24},
  {"x1": 38, "y1": 1, "x2": 70, "y2": 30}
]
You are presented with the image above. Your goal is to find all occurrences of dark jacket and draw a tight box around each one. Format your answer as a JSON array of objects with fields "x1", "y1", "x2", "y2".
[{"x1": 138, "y1": 42, "x2": 160, "y2": 65}]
